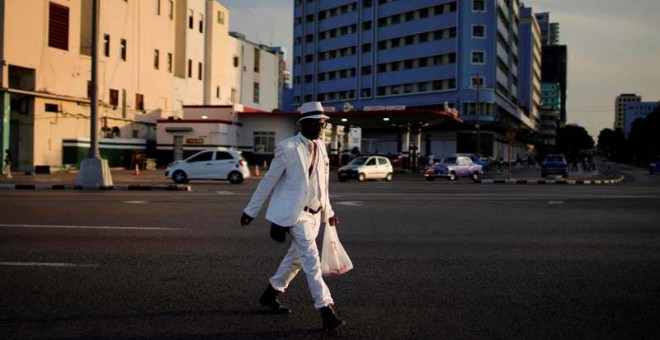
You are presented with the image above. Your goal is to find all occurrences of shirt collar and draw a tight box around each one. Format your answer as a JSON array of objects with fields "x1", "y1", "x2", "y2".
[{"x1": 298, "y1": 133, "x2": 314, "y2": 147}]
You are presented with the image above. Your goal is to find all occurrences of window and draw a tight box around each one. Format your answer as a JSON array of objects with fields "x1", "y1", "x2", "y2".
[
  {"x1": 216, "y1": 86, "x2": 220, "y2": 98},
  {"x1": 156, "y1": 0, "x2": 161, "y2": 15},
  {"x1": 103, "y1": 34, "x2": 110, "y2": 57},
  {"x1": 189, "y1": 151, "x2": 213, "y2": 162},
  {"x1": 254, "y1": 48, "x2": 260, "y2": 72},
  {"x1": 48, "y1": 2, "x2": 69, "y2": 50},
  {"x1": 471, "y1": 76, "x2": 484, "y2": 88},
  {"x1": 218, "y1": 11, "x2": 225, "y2": 25},
  {"x1": 188, "y1": 59, "x2": 192, "y2": 77},
  {"x1": 135, "y1": 93, "x2": 144, "y2": 111},
  {"x1": 233, "y1": 56, "x2": 239, "y2": 67},
  {"x1": 472, "y1": 25, "x2": 485, "y2": 38},
  {"x1": 253, "y1": 82, "x2": 260, "y2": 103},
  {"x1": 198, "y1": 14, "x2": 204, "y2": 33},
  {"x1": 472, "y1": 51, "x2": 485, "y2": 64},
  {"x1": 473, "y1": 0, "x2": 485, "y2": 12},
  {"x1": 198, "y1": 62, "x2": 203, "y2": 80},
  {"x1": 167, "y1": 53, "x2": 173, "y2": 72},
  {"x1": 253, "y1": 131, "x2": 275, "y2": 153},
  {"x1": 215, "y1": 151, "x2": 234, "y2": 160},
  {"x1": 154, "y1": 49, "x2": 159, "y2": 69},
  {"x1": 168, "y1": 0, "x2": 174, "y2": 19},
  {"x1": 109, "y1": 89, "x2": 119, "y2": 106},
  {"x1": 120, "y1": 39, "x2": 127, "y2": 61},
  {"x1": 188, "y1": 10, "x2": 194, "y2": 29}
]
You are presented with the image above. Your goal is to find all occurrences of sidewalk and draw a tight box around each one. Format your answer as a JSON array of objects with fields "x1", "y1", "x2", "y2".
[
  {"x1": 0, "y1": 168, "x2": 190, "y2": 191},
  {"x1": 475, "y1": 164, "x2": 625, "y2": 184}
]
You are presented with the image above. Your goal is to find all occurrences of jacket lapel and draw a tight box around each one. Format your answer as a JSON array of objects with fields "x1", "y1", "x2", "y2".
[{"x1": 295, "y1": 135, "x2": 310, "y2": 178}]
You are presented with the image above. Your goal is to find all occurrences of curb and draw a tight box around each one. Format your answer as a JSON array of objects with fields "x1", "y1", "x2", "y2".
[
  {"x1": 474, "y1": 175, "x2": 625, "y2": 185},
  {"x1": 0, "y1": 184, "x2": 191, "y2": 191}
]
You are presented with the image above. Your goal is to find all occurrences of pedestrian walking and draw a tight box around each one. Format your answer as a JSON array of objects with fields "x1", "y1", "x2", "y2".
[
  {"x1": 3, "y1": 149, "x2": 12, "y2": 179},
  {"x1": 240, "y1": 101, "x2": 345, "y2": 332}
]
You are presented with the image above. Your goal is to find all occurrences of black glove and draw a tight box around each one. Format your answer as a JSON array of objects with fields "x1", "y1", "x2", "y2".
[
  {"x1": 270, "y1": 223, "x2": 289, "y2": 243},
  {"x1": 240, "y1": 212, "x2": 254, "y2": 227}
]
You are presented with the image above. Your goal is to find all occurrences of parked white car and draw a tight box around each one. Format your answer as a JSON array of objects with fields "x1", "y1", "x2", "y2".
[
  {"x1": 338, "y1": 155, "x2": 394, "y2": 182},
  {"x1": 165, "y1": 148, "x2": 250, "y2": 184}
]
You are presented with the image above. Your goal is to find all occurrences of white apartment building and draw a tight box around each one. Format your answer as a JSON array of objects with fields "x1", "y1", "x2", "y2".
[
  {"x1": 0, "y1": 0, "x2": 288, "y2": 173},
  {"x1": 614, "y1": 93, "x2": 641, "y2": 131}
]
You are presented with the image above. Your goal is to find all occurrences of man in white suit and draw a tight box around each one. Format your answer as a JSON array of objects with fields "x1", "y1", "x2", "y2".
[{"x1": 240, "y1": 101, "x2": 345, "y2": 332}]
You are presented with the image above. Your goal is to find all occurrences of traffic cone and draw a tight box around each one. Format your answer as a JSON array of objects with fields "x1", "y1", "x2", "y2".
[
  {"x1": 254, "y1": 164, "x2": 260, "y2": 177},
  {"x1": 134, "y1": 163, "x2": 140, "y2": 176}
]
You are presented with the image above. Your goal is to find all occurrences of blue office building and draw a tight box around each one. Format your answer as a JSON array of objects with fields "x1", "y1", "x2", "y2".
[
  {"x1": 624, "y1": 101, "x2": 660, "y2": 137},
  {"x1": 292, "y1": 0, "x2": 537, "y2": 157}
]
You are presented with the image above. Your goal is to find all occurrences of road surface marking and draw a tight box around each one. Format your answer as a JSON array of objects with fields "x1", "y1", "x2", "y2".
[
  {"x1": 548, "y1": 201, "x2": 565, "y2": 205},
  {"x1": 0, "y1": 262, "x2": 99, "y2": 268},
  {"x1": 216, "y1": 191, "x2": 235, "y2": 195},
  {"x1": 0, "y1": 224, "x2": 185, "y2": 231},
  {"x1": 123, "y1": 200, "x2": 148, "y2": 204},
  {"x1": 335, "y1": 201, "x2": 364, "y2": 206}
]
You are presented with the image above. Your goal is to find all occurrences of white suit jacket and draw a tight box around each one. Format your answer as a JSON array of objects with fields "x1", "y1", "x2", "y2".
[{"x1": 243, "y1": 134, "x2": 335, "y2": 227}]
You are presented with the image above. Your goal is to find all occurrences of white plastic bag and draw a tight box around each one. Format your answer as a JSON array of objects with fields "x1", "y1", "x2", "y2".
[{"x1": 320, "y1": 224, "x2": 353, "y2": 275}]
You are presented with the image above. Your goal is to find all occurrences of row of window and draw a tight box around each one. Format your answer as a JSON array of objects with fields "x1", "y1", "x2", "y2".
[
  {"x1": 296, "y1": 51, "x2": 457, "y2": 85},
  {"x1": 377, "y1": 2, "x2": 457, "y2": 28},
  {"x1": 317, "y1": 46, "x2": 357, "y2": 61},
  {"x1": 298, "y1": 27, "x2": 464, "y2": 66},
  {"x1": 294, "y1": 0, "x2": 400, "y2": 10},
  {"x1": 377, "y1": 27, "x2": 456, "y2": 51},
  {"x1": 294, "y1": 52, "x2": 458, "y2": 85},
  {"x1": 102, "y1": 35, "x2": 128, "y2": 60},
  {"x1": 302, "y1": 77, "x2": 457, "y2": 104},
  {"x1": 103, "y1": 87, "x2": 144, "y2": 111},
  {"x1": 377, "y1": 78, "x2": 456, "y2": 96},
  {"x1": 317, "y1": 24, "x2": 357, "y2": 41}
]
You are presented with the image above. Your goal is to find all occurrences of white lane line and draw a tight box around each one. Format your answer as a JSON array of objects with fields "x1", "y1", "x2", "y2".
[
  {"x1": 0, "y1": 224, "x2": 185, "y2": 231},
  {"x1": 216, "y1": 191, "x2": 235, "y2": 195},
  {"x1": 335, "y1": 201, "x2": 364, "y2": 206},
  {"x1": 0, "y1": 262, "x2": 99, "y2": 268},
  {"x1": 548, "y1": 201, "x2": 565, "y2": 205},
  {"x1": 123, "y1": 200, "x2": 148, "y2": 204}
]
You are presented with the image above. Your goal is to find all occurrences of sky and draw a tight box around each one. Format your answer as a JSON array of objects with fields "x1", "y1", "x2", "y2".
[{"x1": 218, "y1": 0, "x2": 660, "y2": 140}]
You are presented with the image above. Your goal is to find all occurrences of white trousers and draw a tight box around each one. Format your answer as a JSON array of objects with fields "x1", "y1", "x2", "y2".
[{"x1": 269, "y1": 211, "x2": 333, "y2": 309}]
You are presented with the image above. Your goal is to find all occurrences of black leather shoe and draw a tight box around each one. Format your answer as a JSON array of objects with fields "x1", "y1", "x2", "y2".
[
  {"x1": 320, "y1": 304, "x2": 345, "y2": 332},
  {"x1": 259, "y1": 284, "x2": 292, "y2": 314}
]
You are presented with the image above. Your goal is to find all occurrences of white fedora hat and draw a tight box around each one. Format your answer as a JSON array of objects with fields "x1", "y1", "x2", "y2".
[{"x1": 298, "y1": 101, "x2": 330, "y2": 122}]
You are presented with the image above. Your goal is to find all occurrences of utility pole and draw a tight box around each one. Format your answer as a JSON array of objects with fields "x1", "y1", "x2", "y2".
[
  {"x1": 475, "y1": 73, "x2": 481, "y2": 155},
  {"x1": 75, "y1": 0, "x2": 113, "y2": 188}
]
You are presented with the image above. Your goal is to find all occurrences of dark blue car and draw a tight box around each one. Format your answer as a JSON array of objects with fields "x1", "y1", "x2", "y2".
[
  {"x1": 541, "y1": 154, "x2": 568, "y2": 178},
  {"x1": 649, "y1": 160, "x2": 660, "y2": 175}
]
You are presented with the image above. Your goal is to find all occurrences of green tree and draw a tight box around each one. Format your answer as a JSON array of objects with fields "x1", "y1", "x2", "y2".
[
  {"x1": 628, "y1": 107, "x2": 660, "y2": 163},
  {"x1": 556, "y1": 124, "x2": 594, "y2": 157},
  {"x1": 597, "y1": 128, "x2": 626, "y2": 161}
]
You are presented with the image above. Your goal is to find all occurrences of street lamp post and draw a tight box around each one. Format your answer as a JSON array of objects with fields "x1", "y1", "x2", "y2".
[
  {"x1": 475, "y1": 73, "x2": 481, "y2": 155},
  {"x1": 75, "y1": 0, "x2": 113, "y2": 188}
]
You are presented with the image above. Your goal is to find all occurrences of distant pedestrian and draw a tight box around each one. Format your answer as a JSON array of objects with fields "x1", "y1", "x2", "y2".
[{"x1": 3, "y1": 149, "x2": 11, "y2": 179}]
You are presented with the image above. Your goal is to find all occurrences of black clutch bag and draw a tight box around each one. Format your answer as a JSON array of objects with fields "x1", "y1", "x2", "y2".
[{"x1": 270, "y1": 223, "x2": 289, "y2": 243}]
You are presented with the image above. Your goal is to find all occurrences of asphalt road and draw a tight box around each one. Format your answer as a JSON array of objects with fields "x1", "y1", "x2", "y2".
[{"x1": 1, "y1": 164, "x2": 659, "y2": 339}]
